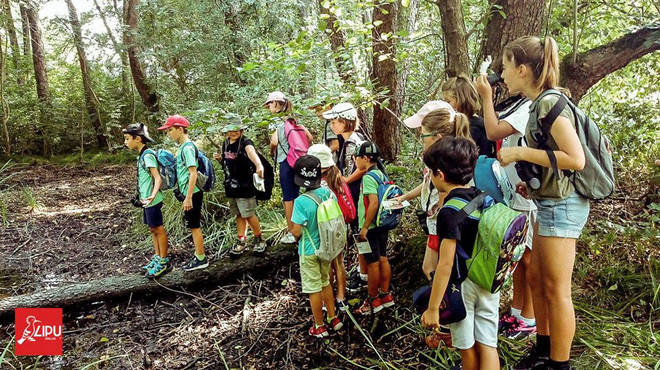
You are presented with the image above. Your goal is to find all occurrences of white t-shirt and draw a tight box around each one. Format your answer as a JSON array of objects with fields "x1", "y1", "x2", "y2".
[
  {"x1": 499, "y1": 99, "x2": 537, "y2": 212},
  {"x1": 420, "y1": 167, "x2": 440, "y2": 235}
]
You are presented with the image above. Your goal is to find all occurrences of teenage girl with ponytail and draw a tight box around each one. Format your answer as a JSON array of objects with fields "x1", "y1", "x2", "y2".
[{"x1": 498, "y1": 36, "x2": 588, "y2": 370}]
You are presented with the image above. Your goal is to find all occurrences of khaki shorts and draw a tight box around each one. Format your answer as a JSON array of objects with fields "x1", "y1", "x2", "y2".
[
  {"x1": 299, "y1": 255, "x2": 330, "y2": 294},
  {"x1": 228, "y1": 197, "x2": 257, "y2": 218}
]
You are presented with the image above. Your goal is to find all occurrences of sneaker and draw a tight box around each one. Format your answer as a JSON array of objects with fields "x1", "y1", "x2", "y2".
[
  {"x1": 379, "y1": 292, "x2": 395, "y2": 308},
  {"x1": 145, "y1": 259, "x2": 170, "y2": 278},
  {"x1": 182, "y1": 255, "x2": 209, "y2": 271},
  {"x1": 336, "y1": 299, "x2": 349, "y2": 312},
  {"x1": 252, "y1": 236, "x2": 267, "y2": 253},
  {"x1": 347, "y1": 271, "x2": 367, "y2": 293},
  {"x1": 326, "y1": 317, "x2": 343, "y2": 331},
  {"x1": 504, "y1": 319, "x2": 537, "y2": 339},
  {"x1": 498, "y1": 313, "x2": 518, "y2": 333},
  {"x1": 142, "y1": 254, "x2": 159, "y2": 271},
  {"x1": 308, "y1": 324, "x2": 329, "y2": 338},
  {"x1": 355, "y1": 297, "x2": 383, "y2": 316},
  {"x1": 425, "y1": 327, "x2": 453, "y2": 349},
  {"x1": 512, "y1": 347, "x2": 549, "y2": 370},
  {"x1": 281, "y1": 232, "x2": 296, "y2": 244},
  {"x1": 230, "y1": 239, "x2": 248, "y2": 256}
]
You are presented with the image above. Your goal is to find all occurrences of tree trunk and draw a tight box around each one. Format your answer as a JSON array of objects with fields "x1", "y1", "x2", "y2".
[
  {"x1": 370, "y1": 0, "x2": 402, "y2": 162},
  {"x1": 0, "y1": 31, "x2": 10, "y2": 157},
  {"x1": 561, "y1": 24, "x2": 660, "y2": 103},
  {"x1": 0, "y1": 244, "x2": 297, "y2": 318},
  {"x1": 2, "y1": 0, "x2": 23, "y2": 85},
  {"x1": 478, "y1": 0, "x2": 546, "y2": 73},
  {"x1": 435, "y1": 0, "x2": 470, "y2": 77},
  {"x1": 93, "y1": 0, "x2": 131, "y2": 100},
  {"x1": 124, "y1": 0, "x2": 159, "y2": 112},
  {"x1": 67, "y1": 0, "x2": 108, "y2": 150}
]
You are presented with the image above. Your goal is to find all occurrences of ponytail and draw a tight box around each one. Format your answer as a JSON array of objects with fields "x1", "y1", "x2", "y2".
[
  {"x1": 503, "y1": 36, "x2": 560, "y2": 91},
  {"x1": 421, "y1": 109, "x2": 474, "y2": 143},
  {"x1": 322, "y1": 166, "x2": 343, "y2": 195},
  {"x1": 453, "y1": 113, "x2": 472, "y2": 141}
]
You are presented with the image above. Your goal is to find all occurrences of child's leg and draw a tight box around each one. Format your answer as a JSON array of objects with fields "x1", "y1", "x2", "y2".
[
  {"x1": 309, "y1": 292, "x2": 324, "y2": 326},
  {"x1": 366, "y1": 261, "x2": 380, "y2": 297},
  {"x1": 191, "y1": 228, "x2": 205, "y2": 256},
  {"x1": 528, "y1": 223, "x2": 548, "y2": 336},
  {"x1": 475, "y1": 342, "x2": 500, "y2": 370},
  {"x1": 459, "y1": 347, "x2": 480, "y2": 370},
  {"x1": 378, "y1": 256, "x2": 391, "y2": 293},
  {"x1": 358, "y1": 254, "x2": 368, "y2": 275},
  {"x1": 333, "y1": 253, "x2": 347, "y2": 301},
  {"x1": 237, "y1": 216, "x2": 248, "y2": 238},
  {"x1": 518, "y1": 250, "x2": 535, "y2": 320},
  {"x1": 152, "y1": 226, "x2": 168, "y2": 257},
  {"x1": 320, "y1": 284, "x2": 337, "y2": 318},
  {"x1": 246, "y1": 215, "x2": 262, "y2": 236},
  {"x1": 149, "y1": 227, "x2": 159, "y2": 256},
  {"x1": 284, "y1": 201, "x2": 294, "y2": 230}
]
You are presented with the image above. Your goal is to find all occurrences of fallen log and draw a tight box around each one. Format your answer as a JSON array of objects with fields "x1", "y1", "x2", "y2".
[{"x1": 0, "y1": 243, "x2": 297, "y2": 319}]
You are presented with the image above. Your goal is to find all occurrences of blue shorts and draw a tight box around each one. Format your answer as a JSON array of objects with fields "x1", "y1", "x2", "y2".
[
  {"x1": 279, "y1": 160, "x2": 300, "y2": 202},
  {"x1": 143, "y1": 202, "x2": 163, "y2": 228},
  {"x1": 534, "y1": 192, "x2": 589, "y2": 239}
]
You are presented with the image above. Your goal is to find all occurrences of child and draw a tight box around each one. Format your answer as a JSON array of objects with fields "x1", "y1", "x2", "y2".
[
  {"x1": 307, "y1": 144, "x2": 351, "y2": 312},
  {"x1": 213, "y1": 114, "x2": 266, "y2": 255},
  {"x1": 123, "y1": 123, "x2": 170, "y2": 278},
  {"x1": 323, "y1": 102, "x2": 369, "y2": 293},
  {"x1": 474, "y1": 75, "x2": 538, "y2": 339},
  {"x1": 157, "y1": 115, "x2": 209, "y2": 271},
  {"x1": 353, "y1": 141, "x2": 395, "y2": 315},
  {"x1": 266, "y1": 91, "x2": 313, "y2": 244},
  {"x1": 498, "y1": 36, "x2": 588, "y2": 370},
  {"x1": 420, "y1": 137, "x2": 500, "y2": 370},
  {"x1": 290, "y1": 155, "x2": 343, "y2": 337},
  {"x1": 442, "y1": 75, "x2": 496, "y2": 158}
]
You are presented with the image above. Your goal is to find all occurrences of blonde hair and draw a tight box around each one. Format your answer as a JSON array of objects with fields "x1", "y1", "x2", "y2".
[
  {"x1": 503, "y1": 36, "x2": 560, "y2": 91},
  {"x1": 335, "y1": 117, "x2": 360, "y2": 133},
  {"x1": 322, "y1": 166, "x2": 344, "y2": 195},
  {"x1": 421, "y1": 109, "x2": 473, "y2": 142},
  {"x1": 274, "y1": 99, "x2": 293, "y2": 115},
  {"x1": 441, "y1": 74, "x2": 481, "y2": 117}
]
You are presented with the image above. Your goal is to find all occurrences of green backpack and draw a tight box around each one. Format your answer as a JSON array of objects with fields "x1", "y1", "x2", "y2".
[
  {"x1": 301, "y1": 191, "x2": 347, "y2": 262},
  {"x1": 443, "y1": 193, "x2": 529, "y2": 293}
]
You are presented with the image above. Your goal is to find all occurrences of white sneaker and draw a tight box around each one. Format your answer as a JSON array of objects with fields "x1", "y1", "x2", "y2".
[{"x1": 281, "y1": 232, "x2": 296, "y2": 244}]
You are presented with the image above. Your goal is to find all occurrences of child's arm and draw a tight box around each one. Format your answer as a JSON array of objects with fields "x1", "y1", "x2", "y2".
[
  {"x1": 245, "y1": 145, "x2": 264, "y2": 178},
  {"x1": 421, "y1": 238, "x2": 457, "y2": 328},
  {"x1": 270, "y1": 131, "x2": 278, "y2": 157},
  {"x1": 303, "y1": 126, "x2": 313, "y2": 143},
  {"x1": 474, "y1": 74, "x2": 517, "y2": 141},
  {"x1": 184, "y1": 167, "x2": 197, "y2": 211},
  {"x1": 290, "y1": 223, "x2": 302, "y2": 240},
  {"x1": 344, "y1": 168, "x2": 366, "y2": 184},
  {"x1": 359, "y1": 193, "x2": 379, "y2": 241},
  {"x1": 396, "y1": 182, "x2": 423, "y2": 203},
  {"x1": 141, "y1": 167, "x2": 162, "y2": 206}
]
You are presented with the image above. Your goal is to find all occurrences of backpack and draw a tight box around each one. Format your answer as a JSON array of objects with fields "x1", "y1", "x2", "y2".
[
  {"x1": 473, "y1": 155, "x2": 515, "y2": 206},
  {"x1": 301, "y1": 191, "x2": 347, "y2": 262},
  {"x1": 182, "y1": 142, "x2": 216, "y2": 192},
  {"x1": 443, "y1": 192, "x2": 528, "y2": 293},
  {"x1": 332, "y1": 180, "x2": 356, "y2": 223},
  {"x1": 364, "y1": 171, "x2": 404, "y2": 231},
  {"x1": 139, "y1": 149, "x2": 176, "y2": 191},
  {"x1": 279, "y1": 118, "x2": 310, "y2": 168},
  {"x1": 531, "y1": 89, "x2": 615, "y2": 200}
]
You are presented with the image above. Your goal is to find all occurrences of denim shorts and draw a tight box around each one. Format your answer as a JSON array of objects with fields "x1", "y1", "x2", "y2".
[
  {"x1": 279, "y1": 160, "x2": 300, "y2": 202},
  {"x1": 534, "y1": 192, "x2": 589, "y2": 239}
]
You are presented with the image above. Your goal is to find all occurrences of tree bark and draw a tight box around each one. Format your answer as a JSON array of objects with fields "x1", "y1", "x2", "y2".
[
  {"x1": 2, "y1": 0, "x2": 23, "y2": 85},
  {"x1": 561, "y1": 24, "x2": 660, "y2": 103},
  {"x1": 67, "y1": 0, "x2": 108, "y2": 150},
  {"x1": 124, "y1": 0, "x2": 159, "y2": 112},
  {"x1": 0, "y1": 30, "x2": 10, "y2": 157},
  {"x1": 435, "y1": 0, "x2": 470, "y2": 77},
  {"x1": 0, "y1": 244, "x2": 297, "y2": 318},
  {"x1": 370, "y1": 0, "x2": 402, "y2": 162},
  {"x1": 19, "y1": 4, "x2": 30, "y2": 58}
]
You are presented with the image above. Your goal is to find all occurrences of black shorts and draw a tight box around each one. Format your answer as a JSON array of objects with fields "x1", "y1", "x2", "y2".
[
  {"x1": 183, "y1": 191, "x2": 203, "y2": 229},
  {"x1": 143, "y1": 202, "x2": 163, "y2": 228},
  {"x1": 364, "y1": 229, "x2": 389, "y2": 264}
]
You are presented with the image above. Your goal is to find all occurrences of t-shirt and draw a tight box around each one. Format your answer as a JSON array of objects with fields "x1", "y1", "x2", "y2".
[
  {"x1": 358, "y1": 168, "x2": 385, "y2": 229},
  {"x1": 275, "y1": 118, "x2": 290, "y2": 163},
  {"x1": 421, "y1": 167, "x2": 440, "y2": 235},
  {"x1": 498, "y1": 99, "x2": 536, "y2": 211},
  {"x1": 292, "y1": 187, "x2": 334, "y2": 256},
  {"x1": 469, "y1": 116, "x2": 496, "y2": 158},
  {"x1": 338, "y1": 132, "x2": 364, "y2": 203},
  {"x1": 436, "y1": 187, "x2": 481, "y2": 281},
  {"x1": 526, "y1": 93, "x2": 577, "y2": 200},
  {"x1": 176, "y1": 140, "x2": 201, "y2": 195},
  {"x1": 137, "y1": 148, "x2": 163, "y2": 208},
  {"x1": 222, "y1": 136, "x2": 256, "y2": 198}
]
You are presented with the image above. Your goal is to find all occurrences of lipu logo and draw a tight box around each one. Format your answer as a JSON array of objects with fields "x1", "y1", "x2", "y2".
[{"x1": 15, "y1": 308, "x2": 62, "y2": 356}]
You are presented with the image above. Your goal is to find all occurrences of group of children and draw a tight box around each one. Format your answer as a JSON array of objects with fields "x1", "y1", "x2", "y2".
[{"x1": 125, "y1": 35, "x2": 592, "y2": 370}]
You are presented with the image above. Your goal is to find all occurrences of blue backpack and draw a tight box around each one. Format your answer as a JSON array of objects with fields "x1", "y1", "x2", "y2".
[
  {"x1": 364, "y1": 171, "x2": 404, "y2": 231},
  {"x1": 473, "y1": 155, "x2": 515, "y2": 206},
  {"x1": 139, "y1": 149, "x2": 177, "y2": 191},
  {"x1": 182, "y1": 142, "x2": 216, "y2": 192}
]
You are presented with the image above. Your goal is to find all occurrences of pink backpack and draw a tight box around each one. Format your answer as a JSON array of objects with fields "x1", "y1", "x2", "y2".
[
  {"x1": 282, "y1": 118, "x2": 310, "y2": 167},
  {"x1": 333, "y1": 180, "x2": 356, "y2": 224}
]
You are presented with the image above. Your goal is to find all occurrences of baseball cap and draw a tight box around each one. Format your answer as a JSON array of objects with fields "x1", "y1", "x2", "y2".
[
  {"x1": 355, "y1": 141, "x2": 380, "y2": 158},
  {"x1": 264, "y1": 91, "x2": 287, "y2": 106},
  {"x1": 122, "y1": 123, "x2": 153, "y2": 143},
  {"x1": 322, "y1": 102, "x2": 357, "y2": 121},
  {"x1": 221, "y1": 113, "x2": 247, "y2": 133},
  {"x1": 157, "y1": 115, "x2": 190, "y2": 131},
  {"x1": 403, "y1": 100, "x2": 455, "y2": 129},
  {"x1": 293, "y1": 155, "x2": 322, "y2": 189},
  {"x1": 307, "y1": 144, "x2": 335, "y2": 168}
]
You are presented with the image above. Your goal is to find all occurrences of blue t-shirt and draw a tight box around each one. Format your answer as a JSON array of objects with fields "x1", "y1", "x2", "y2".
[{"x1": 292, "y1": 187, "x2": 334, "y2": 256}]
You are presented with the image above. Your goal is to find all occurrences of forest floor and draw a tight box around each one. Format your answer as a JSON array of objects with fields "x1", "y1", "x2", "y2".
[{"x1": 0, "y1": 162, "x2": 658, "y2": 369}]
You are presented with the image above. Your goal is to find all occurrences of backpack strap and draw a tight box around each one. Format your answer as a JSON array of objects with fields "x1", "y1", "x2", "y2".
[
  {"x1": 536, "y1": 92, "x2": 574, "y2": 178},
  {"x1": 301, "y1": 190, "x2": 322, "y2": 205},
  {"x1": 300, "y1": 190, "x2": 324, "y2": 257},
  {"x1": 364, "y1": 169, "x2": 386, "y2": 185}
]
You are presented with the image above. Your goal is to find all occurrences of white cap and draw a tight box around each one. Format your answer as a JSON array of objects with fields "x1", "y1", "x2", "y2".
[
  {"x1": 403, "y1": 100, "x2": 456, "y2": 128},
  {"x1": 264, "y1": 91, "x2": 287, "y2": 106},
  {"x1": 307, "y1": 144, "x2": 335, "y2": 168},
  {"x1": 322, "y1": 102, "x2": 357, "y2": 121}
]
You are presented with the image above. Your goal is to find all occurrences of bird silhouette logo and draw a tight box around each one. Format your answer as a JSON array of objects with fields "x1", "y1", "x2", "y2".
[{"x1": 17, "y1": 316, "x2": 40, "y2": 345}]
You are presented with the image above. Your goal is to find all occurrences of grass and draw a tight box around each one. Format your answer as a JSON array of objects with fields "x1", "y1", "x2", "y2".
[
  {"x1": 22, "y1": 186, "x2": 41, "y2": 212},
  {"x1": 11, "y1": 149, "x2": 135, "y2": 168}
]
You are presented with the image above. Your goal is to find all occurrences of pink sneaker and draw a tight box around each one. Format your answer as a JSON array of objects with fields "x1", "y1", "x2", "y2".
[
  {"x1": 355, "y1": 297, "x2": 383, "y2": 315},
  {"x1": 308, "y1": 324, "x2": 329, "y2": 338},
  {"x1": 326, "y1": 316, "x2": 343, "y2": 331},
  {"x1": 380, "y1": 292, "x2": 395, "y2": 308},
  {"x1": 504, "y1": 318, "x2": 537, "y2": 339},
  {"x1": 498, "y1": 313, "x2": 517, "y2": 333}
]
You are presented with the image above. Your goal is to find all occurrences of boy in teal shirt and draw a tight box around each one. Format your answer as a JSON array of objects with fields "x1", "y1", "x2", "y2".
[
  {"x1": 157, "y1": 115, "x2": 208, "y2": 271},
  {"x1": 123, "y1": 123, "x2": 170, "y2": 278}
]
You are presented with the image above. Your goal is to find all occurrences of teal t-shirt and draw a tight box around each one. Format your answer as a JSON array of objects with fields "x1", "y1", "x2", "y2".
[
  {"x1": 138, "y1": 149, "x2": 164, "y2": 208},
  {"x1": 176, "y1": 141, "x2": 201, "y2": 195},
  {"x1": 358, "y1": 168, "x2": 385, "y2": 229},
  {"x1": 292, "y1": 187, "x2": 333, "y2": 256}
]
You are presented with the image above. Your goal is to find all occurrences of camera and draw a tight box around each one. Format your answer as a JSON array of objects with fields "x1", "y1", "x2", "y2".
[
  {"x1": 515, "y1": 161, "x2": 542, "y2": 190},
  {"x1": 173, "y1": 188, "x2": 186, "y2": 202},
  {"x1": 487, "y1": 73, "x2": 503, "y2": 86},
  {"x1": 129, "y1": 192, "x2": 143, "y2": 208},
  {"x1": 415, "y1": 209, "x2": 429, "y2": 235}
]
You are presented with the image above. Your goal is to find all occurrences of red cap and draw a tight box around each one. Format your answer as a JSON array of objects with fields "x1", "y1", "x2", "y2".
[{"x1": 157, "y1": 115, "x2": 190, "y2": 130}]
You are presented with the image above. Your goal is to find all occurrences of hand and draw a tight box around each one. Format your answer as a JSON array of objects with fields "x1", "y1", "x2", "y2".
[
  {"x1": 497, "y1": 147, "x2": 521, "y2": 167},
  {"x1": 183, "y1": 197, "x2": 193, "y2": 211},
  {"x1": 474, "y1": 74, "x2": 493, "y2": 100},
  {"x1": 515, "y1": 182, "x2": 530, "y2": 199},
  {"x1": 140, "y1": 195, "x2": 155, "y2": 206},
  {"x1": 391, "y1": 195, "x2": 404, "y2": 205},
  {"x1": 359, "y1": 227, "x2": 368, "y2": 242},
  {"x1": 421, "y1": 308, "x2": 440, "y2": 329},
  {"x1": 213, "y1": 152, "x2": 221, "y2": 161},
  {"x1": 256, "y1": 166, "x2": 264, "y2": 179}
]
